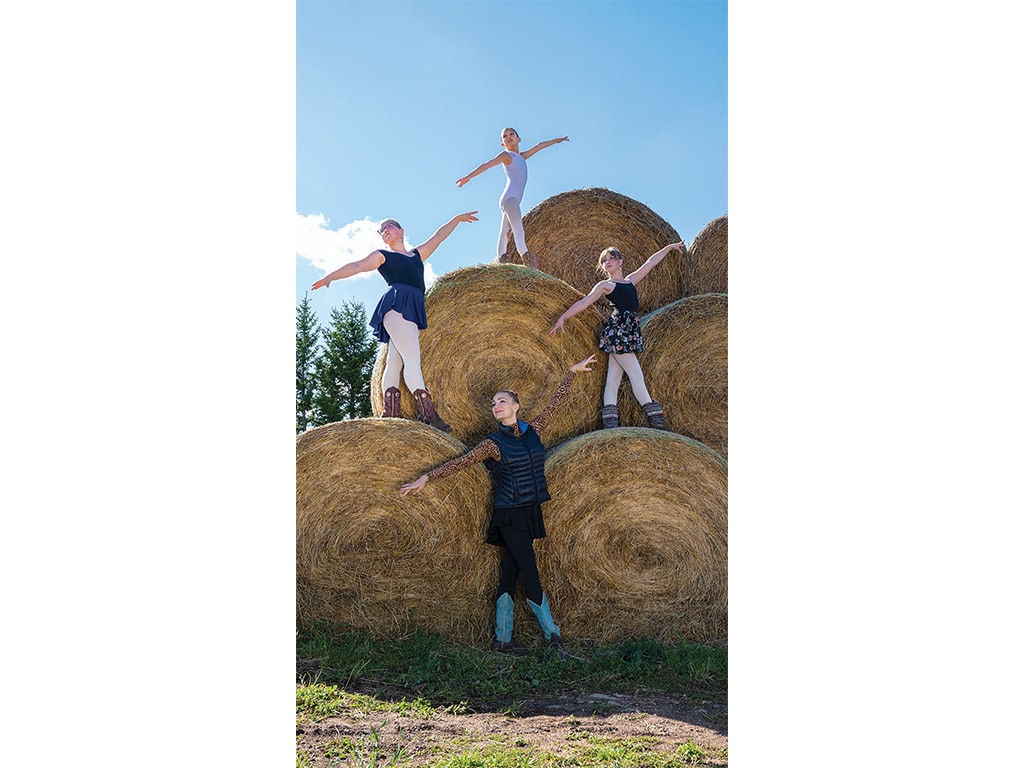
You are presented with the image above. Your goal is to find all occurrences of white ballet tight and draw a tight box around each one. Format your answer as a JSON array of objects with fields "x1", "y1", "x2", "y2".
[
  {"x1": 497, "y1": 196, "x2": 529, "y2": 258},
  {"x1": 604, "y1": 352, "x2": 652, "y2": 406},
  {"x1": 381, "y1": 310, "x2": 426, "y2": 393}
]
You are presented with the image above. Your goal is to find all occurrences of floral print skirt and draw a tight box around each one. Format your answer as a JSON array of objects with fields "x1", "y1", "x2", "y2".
[{"x1": 598, "y1": 309, "x2": 644, "y2": 354}]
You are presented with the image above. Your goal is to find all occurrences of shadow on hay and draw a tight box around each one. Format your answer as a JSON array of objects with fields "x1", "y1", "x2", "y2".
[{"x1": 618, "y1": 294, "x2": 728, "y2": 459}]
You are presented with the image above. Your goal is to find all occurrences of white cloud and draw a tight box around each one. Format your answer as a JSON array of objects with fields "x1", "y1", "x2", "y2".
[{"x1": 296, "y1": 213, "x2": 389, "y2": 279}]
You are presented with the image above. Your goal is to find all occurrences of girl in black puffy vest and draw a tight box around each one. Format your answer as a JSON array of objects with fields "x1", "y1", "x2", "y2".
[{"x1": 400, "y1": 355, "x2": 596, "y2": 660}]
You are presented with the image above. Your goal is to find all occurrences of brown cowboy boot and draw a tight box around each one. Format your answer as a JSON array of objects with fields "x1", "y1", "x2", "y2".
[
  {"x1": 382, "y1": 386, "x2": 401, "y2": 418},
  {"x1": 641, "y1": 400, "x2": 668, "y2": 430},
  {"x1": 412, "y1": 388, "x2": 452, "y2": 432},
  {"x1": 523, "y1": 250, "x2": 539, "y2": 270}
]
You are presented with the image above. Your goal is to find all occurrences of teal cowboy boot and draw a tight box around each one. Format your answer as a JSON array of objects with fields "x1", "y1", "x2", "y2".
[
  {"x1": 490, "y1": 592, "x2": 527, "y2": 656},
  {"x1": 527, "y1": 594, "x2": 569, "y2": 661}
]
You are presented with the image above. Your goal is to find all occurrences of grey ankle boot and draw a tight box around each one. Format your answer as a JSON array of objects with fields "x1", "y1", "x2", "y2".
[
  {"x1": 641, "y1": 400, "x2": 668, "y2": 430},
  {"x1": 601, "y1": 405, "x2": 619, "y2": 429}
]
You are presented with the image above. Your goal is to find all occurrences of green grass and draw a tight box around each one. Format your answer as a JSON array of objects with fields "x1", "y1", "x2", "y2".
[
  {"x1": 400, "y1": 734, "x2": 719, "y2": 768},
  {"x1": 322, "y1": 722, "x2": 409, "y2": 767},
  {"x1": 296, "y1": 624, "x2": 726, "y2": 711},
  {"x1": 297, "y1": 684, "x2": 468, "y2": 722},
  {"x1": 297, "y1": 625, "x2": 727, "y2": 767}
]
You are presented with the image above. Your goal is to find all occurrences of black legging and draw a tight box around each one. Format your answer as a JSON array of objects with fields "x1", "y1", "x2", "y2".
[{"x1": 495, "y1": 524, "x2": 543, "y2": 605}]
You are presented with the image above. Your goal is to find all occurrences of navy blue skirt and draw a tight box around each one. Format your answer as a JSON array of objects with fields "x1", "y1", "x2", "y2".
[{"x1": 369, "y1": 283, "x2": 428, "y2": 343}]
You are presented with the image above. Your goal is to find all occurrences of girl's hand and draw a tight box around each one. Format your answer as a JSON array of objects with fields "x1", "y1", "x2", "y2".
[
  {"x1": 400, "y1": 475, "x2": 429, "y2": 496},
  {"x1": 455, "y1": 176, "x2": 470, "y2": 187},
  {"x1": 455, "y1": 211, "x2": 479, "y2": 223},
  {"x1": 570, "y1": 354, "x2": 597, "y2": 374},
  {"x1": 312, "y1": 277, "x2": 331, "y2": 290},
  {"x1": 549, "y1": 317, "x2": 566, "y2": 337}
]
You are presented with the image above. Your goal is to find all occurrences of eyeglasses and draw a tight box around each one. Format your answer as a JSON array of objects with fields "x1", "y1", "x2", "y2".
[{"x1": 379, "y1": 222, "x2": 401, "y2": 233}]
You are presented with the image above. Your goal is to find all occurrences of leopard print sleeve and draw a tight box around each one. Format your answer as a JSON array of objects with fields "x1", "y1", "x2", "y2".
[
  {"x1": 530, "y1": 371, "x2": 577, "y2": 436},
  {"x1": 425, "y1": 438, "x2": 501, "y2": 481}
]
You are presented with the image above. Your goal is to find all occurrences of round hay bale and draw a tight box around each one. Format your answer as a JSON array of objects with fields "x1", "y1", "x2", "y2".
[
  {"x1": 619, "y1": 294, "x2": 728, "y2": 459},
  {"x1": 685, "y1": 214, "x2": 727, "y2": 295},
  {"x1": 534, "y1": 429, "x2": 728, "y2": 645},
  {"x1": 296, "y1": 418, "x2": 499, "y2": 641},
  {"x1": 504, "y1": 187, "x2": 687, "y2": 314},
  {"x1": 370, "y1": 264, "x2": 609, "y2": 447}
]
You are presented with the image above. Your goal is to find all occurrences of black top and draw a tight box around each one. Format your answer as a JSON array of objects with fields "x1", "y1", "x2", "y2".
[
  {"x1": 607, "y1": 281, "x2": 639, "y2": 312},
  {"x1": 377, "y1": 249, "x2": 425, "y2": 292}
]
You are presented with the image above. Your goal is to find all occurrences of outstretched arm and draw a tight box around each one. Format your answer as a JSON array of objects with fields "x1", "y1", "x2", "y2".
[
  {"x1": 455, "y1": 152, "x2": 509, "y2": 187},
  {"x1": 531, "y1": 355, "x2": 597, "y2": 434},
  {"x1": 520, "y1": 135, "x2": 569, "y2": 160},
  {"x1": 311, "y1": 250, "x2": 386, "y2": 290},
  {"x1": 626, "y1": 240, "x2": 686, "y2": 284},
  {"x1": 413, "y1": 211, "x2": 479, "y2": 259},
  {"x1": 399, "y1": 439, "x2": 501, "y2": 496},
  {"x1": 549, "y1": 281, "x2": 613, "y2": 336}
]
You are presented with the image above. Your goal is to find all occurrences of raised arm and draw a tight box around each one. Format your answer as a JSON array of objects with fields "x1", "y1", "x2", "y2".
[
  {"x1": 520, "y1": 135, "x2": 569, "y2": 160},
  {"x1": 311, "y1": 250, "x2": 386, "y2": 290},
  {"x1": 626, "y1": 240, "x2": 686, "y2": 284},
  {"x1": 549, "y1": 281, "x2": 613, "y2": 336},
  {"x1": 399, "y1": 439, "x2": 501, "y2": 496},
  {"x1": 530, "y1": 355, "x2": 596, "y2": 434},
  {"x1": 455, "y1": 151, "x2": 510, "y2": 187},
  {"x1": 413, "y1": 211, "x2": 479, "y2": 260}
]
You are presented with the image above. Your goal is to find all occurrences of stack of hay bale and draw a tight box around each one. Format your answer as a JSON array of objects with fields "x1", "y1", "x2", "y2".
[{"x1": 297, "y1": 188, "x2": 729, "y2": 646}]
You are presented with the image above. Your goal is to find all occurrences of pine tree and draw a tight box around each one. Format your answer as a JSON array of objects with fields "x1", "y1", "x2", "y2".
[
  {"x1": 296, "y1": 293, "x2": 321, "y2": 433},
  {"x1": 312, "y1": 299, "x2": 377, "y2": 424}
]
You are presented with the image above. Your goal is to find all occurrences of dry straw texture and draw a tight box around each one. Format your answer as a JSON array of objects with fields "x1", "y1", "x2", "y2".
[
  {"x1": 534, "y1": 428, "x2": 728, "y2": 645},
  {"x1": 685, "y1": 214, "x2": 728, "y2": 296},
  {"x1": 619, "y1": 294, "x2": 728, "y2": 459},
  {"x1": 296, "y1": 418, "x2": 500, "y2": 640},
  {"x1": 503, "y1": 187, "x2": 687, "y2": 315},
  {"x1": 370, "y1": 264, "x2": 609, "y2": 448}
]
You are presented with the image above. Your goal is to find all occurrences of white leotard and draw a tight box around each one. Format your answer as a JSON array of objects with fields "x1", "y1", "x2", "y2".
[{"x1": 500, "y1": 151, "x2": 527, "y2": 204}]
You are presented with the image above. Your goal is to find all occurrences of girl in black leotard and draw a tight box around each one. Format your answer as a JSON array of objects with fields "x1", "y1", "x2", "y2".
[
  {"x1": 549, "y1": 241, "x2": 685, "y2": 429},
  {"x1": 312, "y1": 211, "x2": 478, "y2": 431}
]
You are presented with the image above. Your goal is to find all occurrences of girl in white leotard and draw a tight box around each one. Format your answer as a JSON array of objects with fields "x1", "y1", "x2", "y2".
[{"x1": 456, "y1": 127, "x2": 569, "y2": 271}]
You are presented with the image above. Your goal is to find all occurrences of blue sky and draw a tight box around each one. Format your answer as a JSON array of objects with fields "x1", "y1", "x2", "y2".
[{"x1": 295, "y1": 0, "x2": 727, "y2": 329}]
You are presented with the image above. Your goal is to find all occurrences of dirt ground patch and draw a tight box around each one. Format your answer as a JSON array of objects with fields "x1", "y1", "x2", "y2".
[{"x1": 297, "y1": 690, "x2": 727, "y2": 765}]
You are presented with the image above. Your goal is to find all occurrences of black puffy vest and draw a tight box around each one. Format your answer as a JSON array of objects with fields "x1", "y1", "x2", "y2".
[{"x1": 485, "y1": 420, "x2": 550, "y2": 508}]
